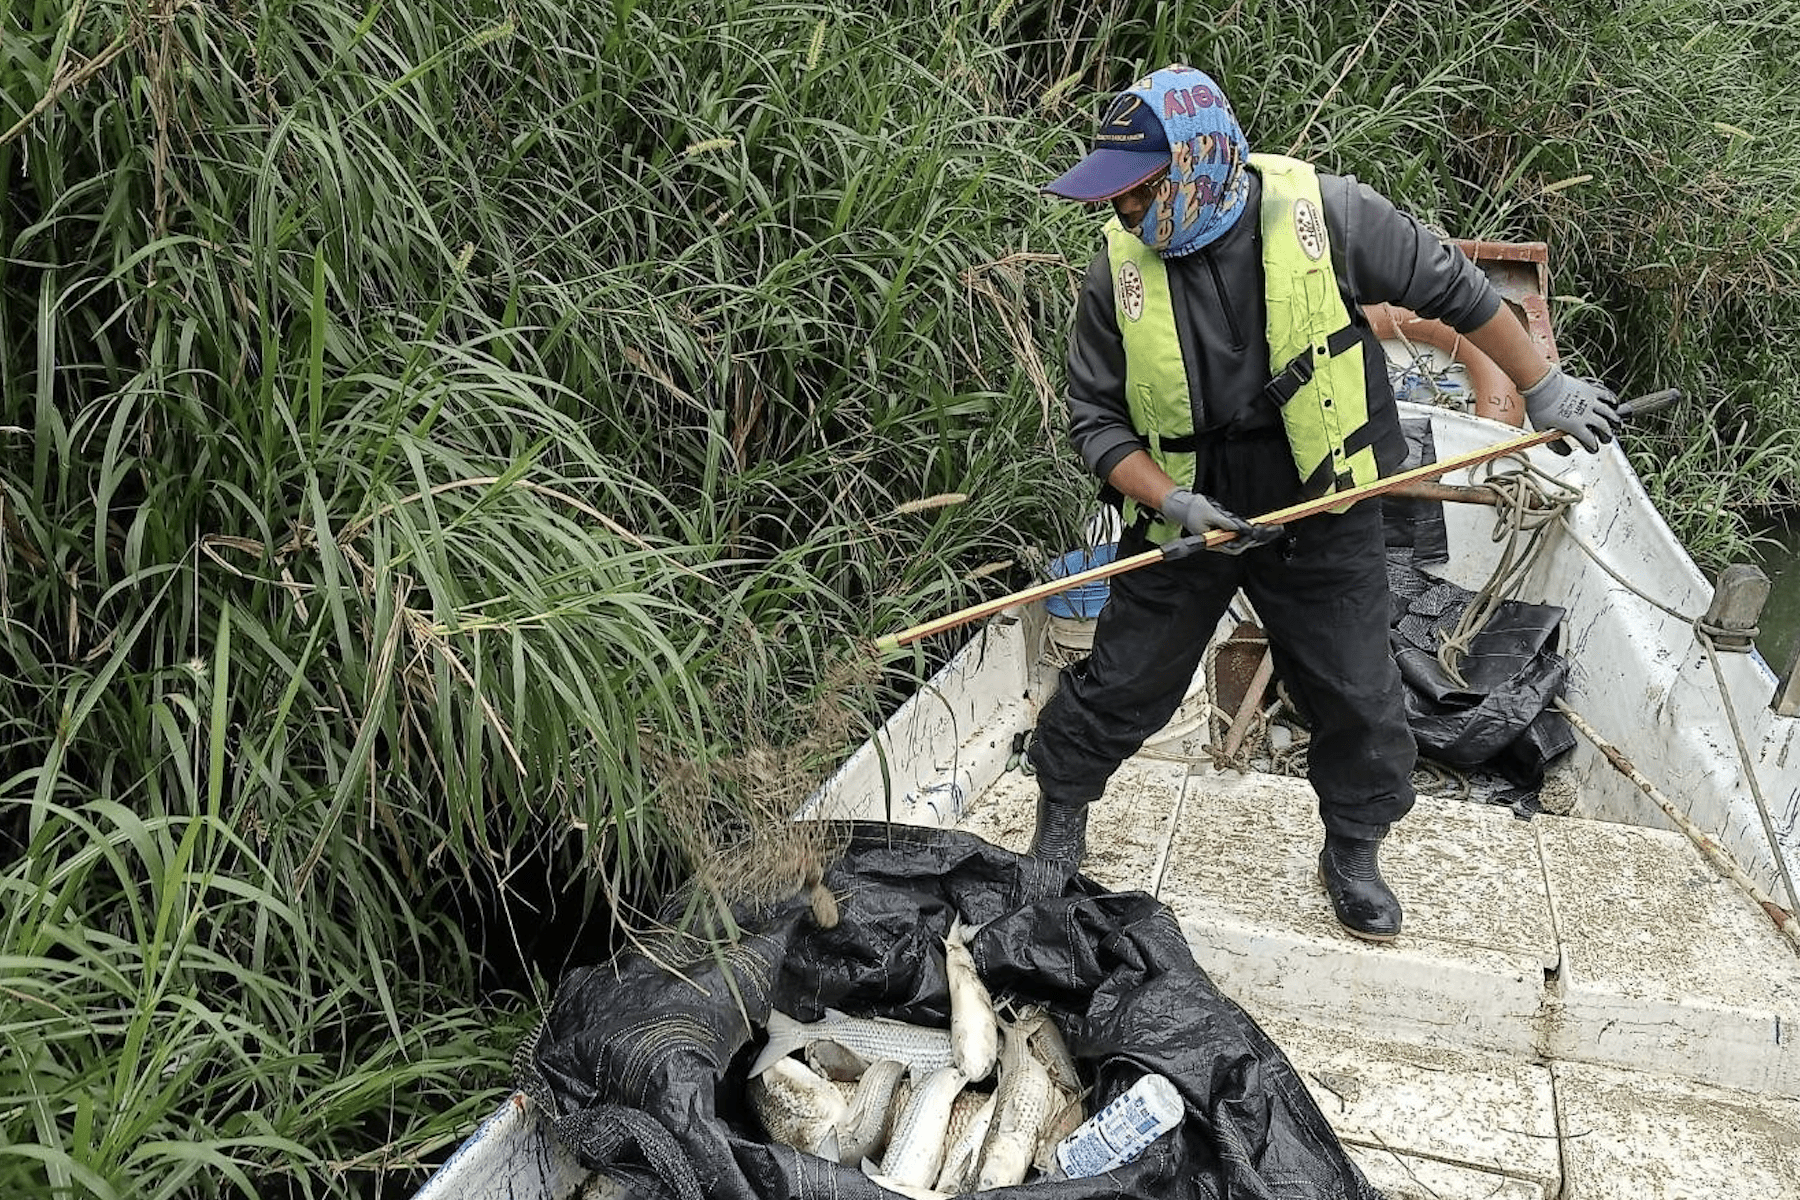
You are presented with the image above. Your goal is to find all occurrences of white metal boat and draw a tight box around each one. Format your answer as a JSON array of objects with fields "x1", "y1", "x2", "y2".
[
  {"x1": 412, "y1": 261, "x2": 1800, "y2": 1199},
  {"x1": 794, "y1": 402, "x2": 1800, "y2": 1200}
]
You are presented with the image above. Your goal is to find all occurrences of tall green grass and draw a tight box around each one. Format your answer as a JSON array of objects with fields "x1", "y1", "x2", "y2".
[
  {"x1": 3, "y1": 0, "x2": 1797, "y2": 1196},
  {"x1": 2, "y1": 2, "x2": 1088, "y2": 1193}
]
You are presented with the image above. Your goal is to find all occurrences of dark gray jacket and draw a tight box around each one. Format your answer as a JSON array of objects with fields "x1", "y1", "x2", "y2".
[{"x1": 1065, "y1": 169, "x2": 1504, "y2": 513}]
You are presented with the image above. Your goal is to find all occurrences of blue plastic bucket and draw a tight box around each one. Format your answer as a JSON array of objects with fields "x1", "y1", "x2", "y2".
[{"x1": 1045, "y1": 543, "x2": 1118, "y2": 618}]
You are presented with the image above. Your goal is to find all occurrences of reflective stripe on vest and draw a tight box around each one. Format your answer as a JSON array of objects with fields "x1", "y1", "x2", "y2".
[{"x1": 1105, "y1": 154, "x2": 1378, "y2": 542}]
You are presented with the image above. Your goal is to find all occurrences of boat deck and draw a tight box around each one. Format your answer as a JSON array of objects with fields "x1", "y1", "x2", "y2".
[
  {"x1": 954, "y1": 756, "x2": 1800, "y2": 1199},
  {"x1": 418, "y1": 669, "x2": 1800, "y2": 1200}
]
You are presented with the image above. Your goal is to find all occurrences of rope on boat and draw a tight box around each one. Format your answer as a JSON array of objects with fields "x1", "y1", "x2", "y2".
[
  {"x1": 1537, "y1": 489, "x2": 1800, "y2": 924},
  {"x1": 1572, "y1": 544, "x2": 1799, "y2": 919},
  {"x1": 1555, "y1": 698, "x2": 1800, "y2": 955},
  {"x1": 1553, "y1": 515, "x2": 1693, "y2": 622},
  {"x1": 1433, "y1": 456, "x2": 1584, "y2": 686},
  {"x1": 1461, "y1": 474, "x2": 1800, "y2": 935},
  {"x1": 1698, "y1": 630, "x2": 1800, "y2": 922},
  {"x1": 1433, "y1": 463, "x2": 1800, "y2": 938}
]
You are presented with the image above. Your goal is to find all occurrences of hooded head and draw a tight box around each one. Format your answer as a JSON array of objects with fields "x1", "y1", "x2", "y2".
[{"x1": 1042, "y1": 65, "x2": 1251, "y2": 258}]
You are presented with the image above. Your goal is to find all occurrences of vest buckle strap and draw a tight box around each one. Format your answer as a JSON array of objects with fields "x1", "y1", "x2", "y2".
[
  {"x1": 1151, "y1": 431, "x2": 1204, "y2": 454},
  {"x1": 1265, "y1": 350, "x2": 1318, "y2": 407},
  {"x1": 1265, "y1": 323, "x2": 1361, "y2": 407},
  {"x1": 1299, "y1": 455, "x2": 1339, "y2": 499},
  {"x1": 1340, "y1": 418, "x2": 1382, "y2": 458}
]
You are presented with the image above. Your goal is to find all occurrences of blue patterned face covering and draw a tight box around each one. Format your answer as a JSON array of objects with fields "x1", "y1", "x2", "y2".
[{"x1": 1120, "y1": 66, "x2": 1251, "y2": 259}]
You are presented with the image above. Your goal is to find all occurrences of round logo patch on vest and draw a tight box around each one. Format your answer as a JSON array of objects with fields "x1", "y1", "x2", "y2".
[
  {"x1": 1293, "y1": 197, "x2": 1326, "y2": 261},
  {"x1": 1118, "y1": 260, "x2": 1145, "y2": 322}
]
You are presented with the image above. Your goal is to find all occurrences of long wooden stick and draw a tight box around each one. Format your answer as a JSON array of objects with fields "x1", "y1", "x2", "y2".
[
  {"x1": 1387, "y1": 479, "x2": 1500, "y2": 506},
  {"x1": 874, "y1": 424, "x2": 1562, "y2": 652},
  {"x1": 1555, "y1": 699, "x2": 1800, "y2": 954},
  {"x1": 1220, "y1": 648, "x2": 1276, "y2": 762}
]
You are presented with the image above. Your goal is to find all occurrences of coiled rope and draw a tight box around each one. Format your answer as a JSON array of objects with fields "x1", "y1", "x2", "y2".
[{"x1": 1434, "y1": 455, "x2": 1585, "y2": 687}]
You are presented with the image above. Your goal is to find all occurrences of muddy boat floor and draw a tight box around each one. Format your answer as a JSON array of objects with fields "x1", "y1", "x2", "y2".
[
  {"x1": 431, "y1": 757, "x2": 1800, "y2": 1200},
  {"x1": 952, "y1": 759, "x2": 1800, "y2": 1199}
]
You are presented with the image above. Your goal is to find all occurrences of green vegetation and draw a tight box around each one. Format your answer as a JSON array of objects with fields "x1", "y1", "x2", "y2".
[{"x1": 2, "y1": 0, "x2": 1795, "y2": 1195}]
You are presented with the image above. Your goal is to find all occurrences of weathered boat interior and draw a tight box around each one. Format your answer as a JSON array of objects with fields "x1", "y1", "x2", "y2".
[
  {"x1": 412, "y1": 247, "x2": 1800, "y2": 1198},
  {"x1": 799, "y1": 398, "x2": 1800, "y2": 1199}
]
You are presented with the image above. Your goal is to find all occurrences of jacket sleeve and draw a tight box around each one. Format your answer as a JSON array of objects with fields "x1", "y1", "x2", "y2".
[
  {"x1": 1064, "y1": 248, "x2": 1148, "y2": 481},
  {"x1": 1322, "y1": 174, "x2": 1504, "y2": 334}
]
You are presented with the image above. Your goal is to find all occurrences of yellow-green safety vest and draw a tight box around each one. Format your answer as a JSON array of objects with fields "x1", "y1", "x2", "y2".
[{"x1": 1107, "y1": 153, "x2": 1380, "y2": 543}]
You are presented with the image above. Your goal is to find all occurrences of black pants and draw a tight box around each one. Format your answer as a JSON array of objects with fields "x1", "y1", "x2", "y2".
[{"x1": 1026, "y1": 498, "x2": 1416, "y2": 840}]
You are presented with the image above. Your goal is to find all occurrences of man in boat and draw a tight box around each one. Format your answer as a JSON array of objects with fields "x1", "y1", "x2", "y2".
[{"x1": 1024, "y1": 64, "x2": 1619, "y2": 939}]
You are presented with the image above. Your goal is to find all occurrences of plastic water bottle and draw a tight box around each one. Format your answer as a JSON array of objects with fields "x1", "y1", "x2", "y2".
[{"x1": 1052, "y1": 1072, "x2": 1185, "y2": 1178}]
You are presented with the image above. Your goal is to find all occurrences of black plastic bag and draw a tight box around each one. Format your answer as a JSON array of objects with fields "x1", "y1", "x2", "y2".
[
  {"x1": 1400, "y1": 641, "x2": 1570, "y2": 769},
  {"x1": 1388, "y1": 561, "x2": 1575, "y2": 788},
  {"x1": 517, "y1": 823, "x2": 1383, "y2": 1200},
  {"x1": 1379, "y1": 419, "x2": 1577, "y2": 791},
  {"x1": 1381, "y1": 419, "x2": 1449, "y2": 568}
]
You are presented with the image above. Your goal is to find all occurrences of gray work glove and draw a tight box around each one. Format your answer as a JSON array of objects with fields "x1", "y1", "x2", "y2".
[
  {"x1": 1522, "y1": 366, "x2": 1620, "y2": 455},
  {"x1": 1161, "y1": 488, "x2": 1285, "y2": 555}
]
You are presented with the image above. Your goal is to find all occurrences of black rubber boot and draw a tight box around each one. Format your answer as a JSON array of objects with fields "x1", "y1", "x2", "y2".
[
  {"x1": 1029, "y1": 795, "x2": 1089, "y2": 864},
  {"x1": 1318, "y1": 834, "x2": 1402, "y2": 942},
  {"x1": 1014, "y1": 795, "x2": 1090, "y2": 904}
]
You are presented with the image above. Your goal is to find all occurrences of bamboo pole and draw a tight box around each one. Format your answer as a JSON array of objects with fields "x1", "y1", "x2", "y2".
[
  {"x1": 876, "y1": 390, "x2": 1683, "y2": 653},
  {"x1": 875, "y1": 424, "x2": 1564, "y2": 653}
]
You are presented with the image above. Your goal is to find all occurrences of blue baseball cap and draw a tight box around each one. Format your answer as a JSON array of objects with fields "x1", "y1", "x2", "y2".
[{"x1": 1042, "y1": 90, "x2": 1172, "y2": 202}]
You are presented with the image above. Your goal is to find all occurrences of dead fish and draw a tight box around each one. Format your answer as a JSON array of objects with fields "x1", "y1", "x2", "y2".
[
  {"x1": 975, "y1": 1023, "x2": 1055, "y2": 1189},
  {"x1": 804, "y1": 1038, "x2": 869, "y2": 1082},
  {"x1": 933, "y1": 1090, "x2": 996, "y2": 1194},
  {"x1": 876, "y1": 1064, "x2": 967, "y2": 1189},
  {"x1": 883, "y1": 1078, "x2": 912, "y2": 1130},
  {"x1": 748, "y1": 1056, "x2": 848, "y2": 1160},
  {"x1": 1033, "y1": 1087, "x2": 1085, "y2": 1173},
  {"x1": 944, "y1": 918, "x2": 998, "y2": 1083},
  {"x1": 942, "y1": 1086, "x2": 996, "y2": 1152},
  {"x1": 749, "y1": 1008, "x2": 956, "y2": 1079},
  {"x1": 835, "y1": 1057, "x2": 907, "y2": 1165},
  {"x1": 1014, "y1": 1003, "x2": 1081, "y2": 1095},
  {"x1": 860, "y1": 1159, "x2": 952, "y2": 1200}
]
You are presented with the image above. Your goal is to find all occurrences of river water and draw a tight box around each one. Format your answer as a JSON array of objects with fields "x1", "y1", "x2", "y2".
[{"x1": 1756, "y1": 516, "x2": 1800, "y2": 673}]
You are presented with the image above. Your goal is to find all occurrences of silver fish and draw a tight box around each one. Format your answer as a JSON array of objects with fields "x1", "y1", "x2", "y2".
[
  {"x1": 876, "y1": 1064, "x2": 966, "y2": 1189},
  {"x1": 942, "y1": 1087, "x2": 996, "y2": 1151},
  {"x1": 882, "y1": 1079, "x2": 913, "y2": 1143},
  {"x1": 944, "y1": 918, "x2": 998, "y2": 1083},
  {"x1": 1014, "y1": 1003, "x2": 1082, "y2": 1095},
  {"x1": 805, "y1": 1038, "x2": 869, "y2": 1082},
  {"x1": 749, "y1": 1008, "x2": 956, "y2": 1079},
  {"x1": 836, "y1": 1057, "x2": 907, "y2": 1165},
  {"x1": 748, "y1": 1056, "x2": 848, "y2": 1160},
  {"x1": 1034, "y1": 1087, "x2": 1085, "y2": 1173},
  {"x1": 932, "y1": 1090, "x2": 996, "y2": 1194},
  {"x1": 975, "y1": 1023, "x2": 1055, "y2": 1189}
]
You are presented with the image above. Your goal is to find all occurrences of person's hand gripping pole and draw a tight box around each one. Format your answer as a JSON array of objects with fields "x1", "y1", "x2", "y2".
[
  {"x1": 1159, "y1": 488, "x2": 1285, "y2": 556},
  {"x1": 1522, "y1": 366, "x2": 1621, "y2": 455}
]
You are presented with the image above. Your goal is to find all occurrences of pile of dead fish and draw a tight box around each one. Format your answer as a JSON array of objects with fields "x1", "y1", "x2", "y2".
[{"x1": 746, "y1": 919, "x2": 1085, "y2": 1198}]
